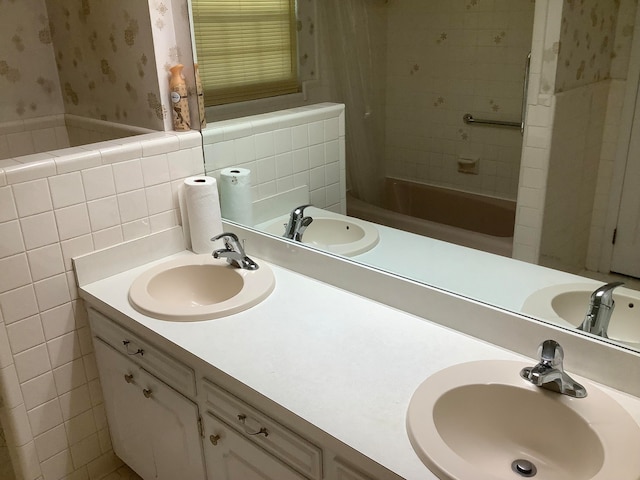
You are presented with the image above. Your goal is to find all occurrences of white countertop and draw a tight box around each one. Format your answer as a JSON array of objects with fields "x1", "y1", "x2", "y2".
[{"x1": 79, "y1": 251, "x2": 640, "y2": 480}]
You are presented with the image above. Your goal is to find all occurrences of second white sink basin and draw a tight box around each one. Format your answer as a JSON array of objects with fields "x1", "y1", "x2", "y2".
[
  {"x1": 259, "y1": 207, "x2": 379, "y2": 257},
  {"x1": 128, "y1": 254, "x2": 275, "y2": 321},
  {"x1": 522, "y1": 283, "x2": 640, "y2": 348},
  {"x1": 407, "y1": 360, "x2": 640, "y2": 480}
]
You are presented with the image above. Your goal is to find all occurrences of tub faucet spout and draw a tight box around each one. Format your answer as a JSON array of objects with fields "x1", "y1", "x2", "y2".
[
  {"x1": 211, "y1": 232, "x2": 259, "y2": 270},
  {"x1": 284, "y1": 204, "x2": 313, "y2": 242},
  {"x1": 520, "y1": 340, "x2": 587, "y2": 398},
  {"x1": 578, "y1": 281, "x2": 624, "y2": 338}
]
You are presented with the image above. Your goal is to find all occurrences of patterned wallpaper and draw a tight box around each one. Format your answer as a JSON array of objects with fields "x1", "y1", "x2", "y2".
[
  {"x1": 297, "y1": 0, "x2": 318, "y2": 83},
  {"x1": 45, "y1": 0, "x2": 164, "y2": 130},
  {"x1": 0, "y1": 0, "x2": 64, "y2": 121},
  {"x1": 555, "y1": 0, "x2": 620, "y2": 92}
]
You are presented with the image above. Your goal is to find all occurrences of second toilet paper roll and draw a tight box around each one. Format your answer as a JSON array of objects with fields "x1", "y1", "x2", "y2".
[
  {"x1": 219, "y1": 167, "x2": 253, "y2": 225},
  {"x1": 183, "y1": 176, "x2": 223, "y2": 254}
]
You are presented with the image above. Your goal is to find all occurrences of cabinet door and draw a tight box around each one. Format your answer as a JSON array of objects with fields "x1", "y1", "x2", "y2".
[
  {"x1": 202, "y1": 413, "x2": 305, "y2": 480},
  {"x1": 94, "y1": 338, "x2": 206, "y2": 480}
]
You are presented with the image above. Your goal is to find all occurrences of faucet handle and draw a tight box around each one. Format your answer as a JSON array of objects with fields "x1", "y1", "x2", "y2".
[
  {"x1": 537, "y1": 339, "x2": 563, "y2": 370},
  {"x1": 211, "y1": 232, "x2": 243, "y2": 252}
]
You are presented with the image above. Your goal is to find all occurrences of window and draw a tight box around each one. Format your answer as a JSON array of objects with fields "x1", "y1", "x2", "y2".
[{"x1": 191, "y1": 0, "x2": 299, "y2": 106}]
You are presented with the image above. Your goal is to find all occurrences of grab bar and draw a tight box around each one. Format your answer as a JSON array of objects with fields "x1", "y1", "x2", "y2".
[{"x1": 463, "y1": 51, "x2": 532, "y2": 135}]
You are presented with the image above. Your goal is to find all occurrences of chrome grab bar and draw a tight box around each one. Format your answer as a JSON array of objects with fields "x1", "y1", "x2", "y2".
[{"x1": 463, "y1": 51, "x2": 532, "y2": 135}]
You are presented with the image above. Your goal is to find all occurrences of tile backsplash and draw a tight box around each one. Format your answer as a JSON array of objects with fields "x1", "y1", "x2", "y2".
[{"x1": 0, "y1": 130, "x2": 202, "y2": 480}]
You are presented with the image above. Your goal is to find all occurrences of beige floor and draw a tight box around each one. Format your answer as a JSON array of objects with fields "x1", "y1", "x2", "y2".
[
  {"x1": 101, "y1": 465, "x2": 143, "y2": 480},
  {"x1": 0, "y1": 427, "x2": 15, "y2": 480}
]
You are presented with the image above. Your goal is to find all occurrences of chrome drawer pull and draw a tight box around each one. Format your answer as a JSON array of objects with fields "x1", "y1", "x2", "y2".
[
  {"x1": 210, "y1": 434, "x2": 220, "y2": 446},
  {"x1": 143, "y1": 388, "x2": 153, "y2": 399},
  {"x1": 122, "y1": 340, "x2": 144, "y2": 356},
  {"x1": 124, "y1": 373, "x2": 134, "y2": 384}
]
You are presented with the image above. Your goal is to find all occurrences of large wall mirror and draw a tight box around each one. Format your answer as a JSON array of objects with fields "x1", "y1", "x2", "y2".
[{"x1": 190, "y1": 0, "x2": 640, "y2": 353}]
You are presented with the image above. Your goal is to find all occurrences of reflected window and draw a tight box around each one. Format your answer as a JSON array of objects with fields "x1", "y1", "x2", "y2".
[{"x1": 191, "y1": 0, "x2": 300, "y2": 106}]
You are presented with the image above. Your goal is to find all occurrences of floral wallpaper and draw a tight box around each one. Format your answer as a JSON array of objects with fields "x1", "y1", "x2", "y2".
[
  {"x1": 0, "y1": 0, "x2": 64, "y2": 121},
  {"x1": 555, "y1": 0, "x2": 620, "y2": 92},
  {"x1": 45, "y1": 0, "x2": 164, "y2": 130}
]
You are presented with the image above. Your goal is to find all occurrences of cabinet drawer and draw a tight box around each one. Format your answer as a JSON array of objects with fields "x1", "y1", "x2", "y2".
[
  {"x1": 202, "y1": 379, "x2": 322, "y2": 480},
  {"x1": 88, "y1": 308, "x2": 196, "y2": 397}
]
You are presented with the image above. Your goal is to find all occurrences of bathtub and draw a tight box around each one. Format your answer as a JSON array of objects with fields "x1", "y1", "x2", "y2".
[
  {"x1": 0, "y1": 114, "x2": 153, "y2": 161},
  {"x1": 347, "y1": 178, "x2": 516, "y2": 257}
]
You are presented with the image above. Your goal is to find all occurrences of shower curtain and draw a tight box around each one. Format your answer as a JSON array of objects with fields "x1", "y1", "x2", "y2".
[{"x1": 317, "y1": 0, "x2": 386, "y2": 206}]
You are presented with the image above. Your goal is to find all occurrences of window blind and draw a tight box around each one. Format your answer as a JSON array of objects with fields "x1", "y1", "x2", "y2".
[{"x1": 191, "y1": 0, "x2": 299, "y2": 106}]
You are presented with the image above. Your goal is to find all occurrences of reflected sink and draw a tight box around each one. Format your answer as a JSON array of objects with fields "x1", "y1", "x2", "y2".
[
  {"x1": 407, "y1": 360, "x2": 640, "y2": 480},
  {"x1": 128, "y1": 254, "x2": 275, "y2": 321},
  {"x1": 522, "y1": 283, "x2": 640, "y2": 348},
  {"x1": 260, "y1": 208, "x2": 379, "y2": 257}
]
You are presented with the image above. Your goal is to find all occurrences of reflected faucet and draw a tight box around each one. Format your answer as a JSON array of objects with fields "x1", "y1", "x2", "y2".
[
  {"x1": 283, "y1": 204, "x2": 313, "y2": 241},
  {"x1": 211, "y1": 232, "x2": 259, "y2": 270},
  {"x1": 578, "y1": 282, "x2": 624, "y2": 338},
  {"x1": 520, "y1": 340, "x2": 587, "y2": 398}
]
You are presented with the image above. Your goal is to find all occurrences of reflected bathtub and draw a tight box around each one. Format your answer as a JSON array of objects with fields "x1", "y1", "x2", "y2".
[{"x1": 347, "y1": 178, "x2": 516, "y2": 257}]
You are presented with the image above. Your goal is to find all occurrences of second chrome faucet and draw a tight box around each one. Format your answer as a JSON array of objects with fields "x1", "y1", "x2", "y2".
[
  {"x1": 283, "y1": 204, "x2": 313, "y2": 242},
  {"x1": 578, "y1": 281, "x2": 624, "y2": 339}
]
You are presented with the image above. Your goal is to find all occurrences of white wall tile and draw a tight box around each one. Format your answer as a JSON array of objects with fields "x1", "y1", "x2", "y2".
[
  {"x1": 0, "y1": 253, "x2": 32, "y2": 292},
  {"x1": 0, "y1": 323, "x2": 12, "y2": 368},
  {"x1": 86, "y1": 197, "x2": 121, "y2": 232},
  {"x1": 14, "y1": 343, "x2": 51, "y2": 383},
  {"x1": 48, "y1": 173, "x2": 86, "y2": 210},
  {"x1": 234, "y1": 137, "x2": 255, "y2": 164},
  {"x1": 60, "y1": 235, "x2": 94, "y2": 272},
  {"x1": 167, "y1": 150, "x2": 198, "y2": 180},
  {"x1": 292, "y1": 125, "x2": 309, "y2": 150},
  {"x1": 34, "y1": 423, "x2": 68, "y2": 463},
  {"x1": 65, "y1": 409, "x2": 96, "y2": 446},
  {"x1": 52, "y1": 356, "x2": 85, "y2": 393},
  {"x1": 70, "y1": 433, "x2": 101, "y2": 468},
  {"x1": 140, "y1": 154, "x2": 170, "y2": 186},
  {"x1": 122, "y1": 219, "x2": 151, "y2": 241},
  {"x1": 54, "y1": 204, "x2": 91, "y2": 242},
  {"x1": 112, "y1": 159, "x2": 144, "y2": 194},
  {"x1": 6, "y1": 314, "x2": 45, "y2": 355},
  {"x1": 254, "y1": 132, "x2": 275, "y2": 159},
  {"x1": 256, "y1": 157, "x2": 276, "y2": 184},
  {"x1": 92, "y1": 226, "x2": 123, "y2": 250},
  {"x1": 275, "y1": 153, "x2": 293, "y2": 178},
  {"x1": 40, "y1": 303, "x2": 75, "y2": 342},
  {"x1": 308, "y1": 121, "x2": 324, "y2": 145},
  {"x1": 40, "y1": 448, "x2": 73, "y2": 479},
  {"x1": 20, "y1": 212, "x2": 59, "y2": 250},
  {"x1": 117, "y1": 190, "x2": 148, "y2": 223},
  {"x1": 0, "y1": 220, "x2": 25, "y2": 259},
  {"x1": 0, "y1": 186, "x2": 17, "y2": 222},
  {"x1": 12, "y1": 179, "x2": 53, "y2": 217},
  {"x1": 0, "y1": 364, "x2": 23, "y2": 409},
  {"x1": 292, "y1": 149, "x2": 309, "y2": 173},
  {"x1": 0, "y1": 285, "x2": 39, "y2": 324},
  {"x1": 274, "y1": 128, "x2": 292, "y2": 154},
  {"x1": 81, "y1": 166, "x2": 115, "y2": 201},
  {"x1": 33, "y1": 274, "x2": 71, "y2": 312},
  {"x1": 58, "y1": 385, "x2": 91, "y2": 421},
  {"x1": 149, "y1": 210, "x2": 178, "y2": 232},
  {"x1": 145, "y1": 183, "x2": 173, "y2": 216},
  {"x1": 4, "y1": 403, "x2": 32, "y2": 446},
  {"x1": 21, "y1": 371, "x2": 58, "y2": 411},
  {"x1": 27, "y1": 245, "x2": 65, "y2": 282}
]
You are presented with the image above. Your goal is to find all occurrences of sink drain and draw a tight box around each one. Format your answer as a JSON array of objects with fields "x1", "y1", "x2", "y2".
[{"x1": 511, "y1": 459, "x2": 537, "y2": 477}]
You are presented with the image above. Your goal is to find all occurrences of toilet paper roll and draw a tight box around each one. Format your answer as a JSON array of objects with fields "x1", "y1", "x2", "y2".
[
  {"x1": 182, "y1": 176, "x2": 223, "y2": 254},
  {"x1": 219, "y1": 167, "x2": 253, "y2": 225}
]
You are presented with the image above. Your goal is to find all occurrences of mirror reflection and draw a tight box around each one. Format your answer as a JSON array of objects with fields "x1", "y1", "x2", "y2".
[{"x1": 192, "y1": 0, "x2": 640, "y2": 351}]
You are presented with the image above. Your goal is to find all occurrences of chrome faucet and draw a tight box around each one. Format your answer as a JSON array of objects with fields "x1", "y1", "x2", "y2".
[
  {"x1": 283, "y1": 204, "x2": 313, "y2": 241},
  {"x1": 578, "y1": 282, "x2": 624, "y2": 338},
  {"x1": 211, "y1": 232, "x2": 259, "y2": 270},
  {"x1": 520, "y1": 340, "x2": 587, "y2": 398}
]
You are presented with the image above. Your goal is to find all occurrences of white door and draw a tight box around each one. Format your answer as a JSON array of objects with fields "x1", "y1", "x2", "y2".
[
  {"x1": 202, "y1": 413, "x2": 305, "y2": 480},
  {"x1": 610, "y1": 78, "x2": 640, "y2": 278},
  {"x1": 94, "y1": 339, "x2": 207, "y2": 480}
]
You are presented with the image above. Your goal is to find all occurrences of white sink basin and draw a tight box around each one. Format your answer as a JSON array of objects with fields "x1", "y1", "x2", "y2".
[
  {"x1": 128, "y1": 254, "x2": 275, "y2": 321},
  {"x1": 407, "y1": 360, "x2": 640, "y2": 480},
  {"x1": 259, "y1": 208, "x2": 379, "y2": 257},
  {"x1": 522, "y1": 283, "x2": 640, "y2": 348}
]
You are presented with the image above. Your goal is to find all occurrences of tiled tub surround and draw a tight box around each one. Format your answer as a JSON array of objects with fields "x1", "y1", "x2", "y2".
[
  {"x1": 0, "y1": 115, "x2": 154, "y2": 161},
  {"x1": 0, "y1": 130, "x2": 203, "y2": 480},
  {"x1": 203, "y1": 103, "x2": 347, "y2": 216}
]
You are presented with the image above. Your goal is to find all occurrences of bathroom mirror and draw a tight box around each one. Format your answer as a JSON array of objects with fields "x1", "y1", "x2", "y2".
[{"x1": 194, "y1": 0, "x2": 640, "y2": 352}]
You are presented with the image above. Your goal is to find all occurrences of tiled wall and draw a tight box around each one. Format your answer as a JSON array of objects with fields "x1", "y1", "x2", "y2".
[
  {"x1": 203, "y1": 103, "x2": 346, "y2": 216},
  {"x1": 0, "y1": 131, "x2": 202, "y2": 480},
  {"x1": 383, "y1": 0, "x2": 535, "y2": 201},
  {"x1": 0, "y1": 115, "x2": 153, "y2": 161},
  {"x1": 512, "y1": 0, "x2": 632, "y2": 268}
]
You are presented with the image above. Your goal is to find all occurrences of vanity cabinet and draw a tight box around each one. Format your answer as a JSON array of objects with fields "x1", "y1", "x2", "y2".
[{"x1": 89, "y1": 310, "x2": 206, "y2": 480}]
